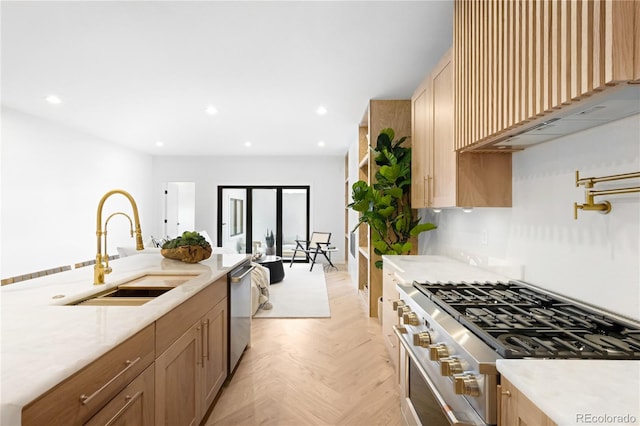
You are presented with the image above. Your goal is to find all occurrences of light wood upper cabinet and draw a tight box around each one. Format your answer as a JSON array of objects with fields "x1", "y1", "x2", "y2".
[
  {"x1": 431, "y1": 52, "x2": 457, "y2": 207},
  {"x1": 454, "y1": 0, "x2": 640, "y2": 151},
  {"x1": 412, "y1": 49, "x2": 512, "y2": 208},
  {"x1": 411, "y1": 78, "x2": 431, "y2": 208}
]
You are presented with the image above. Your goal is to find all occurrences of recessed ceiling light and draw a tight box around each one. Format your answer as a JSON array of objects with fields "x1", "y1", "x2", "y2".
[
  {"x1": 318, "y1": 141, "x2": 325, "y2": 147},
  {"x1": 205, "y1": 105, "x2": 218, "y2": 115},
  {"x1": 244, "y1": 141, "x2": 252, "y2": 147},
  {"x1": 45, "y1": 95, "x2": 62, "y2": 104},
  {"x1": 155, "y1": 141, "x2": 164, "y2": 147},
  {"x1": 316, "y1": 106, "x2": 327, "y2": 115}
]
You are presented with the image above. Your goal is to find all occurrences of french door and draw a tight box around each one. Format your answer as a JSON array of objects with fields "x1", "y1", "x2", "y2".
[{"x1": 217, "y1": 186, "x2": 309, "y2": 261}]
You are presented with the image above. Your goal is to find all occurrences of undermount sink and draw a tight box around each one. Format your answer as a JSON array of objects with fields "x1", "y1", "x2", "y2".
[{"x1": 68, "y1": 273, "x2": 198, "y2": 306}]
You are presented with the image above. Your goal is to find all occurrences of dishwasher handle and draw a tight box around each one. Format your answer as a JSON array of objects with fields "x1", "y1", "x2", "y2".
[{"x1": 230, "y1": 265, "x2": 255, "y2": 282}]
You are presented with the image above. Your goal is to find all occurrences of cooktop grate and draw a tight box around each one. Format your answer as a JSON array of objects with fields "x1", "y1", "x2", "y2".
[{"x1": 412, "y1": 280, "x2": 640, "y2": 359}]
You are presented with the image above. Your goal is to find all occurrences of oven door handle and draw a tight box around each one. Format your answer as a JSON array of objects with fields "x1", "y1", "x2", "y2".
[{"x1": 393, "y1": 325, "x2": 476, "y2": 426}]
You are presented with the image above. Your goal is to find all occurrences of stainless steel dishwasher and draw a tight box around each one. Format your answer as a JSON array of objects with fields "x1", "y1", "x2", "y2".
[{"x1": 229, "y1": 262, "x2": 254, "y2": 375}]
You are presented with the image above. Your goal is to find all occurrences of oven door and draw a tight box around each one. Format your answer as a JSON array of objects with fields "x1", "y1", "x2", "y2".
[{"x1": 395, "y1": 326, "x2": 488, "y2": 426}]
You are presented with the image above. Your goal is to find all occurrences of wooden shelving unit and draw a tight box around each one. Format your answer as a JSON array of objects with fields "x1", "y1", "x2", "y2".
[
  {"x1": 344, "y1": 152, "x2": 349, "y2": 266},
  {"x1": 354, "y1": 100, "x2": 411, "y2": 317}
]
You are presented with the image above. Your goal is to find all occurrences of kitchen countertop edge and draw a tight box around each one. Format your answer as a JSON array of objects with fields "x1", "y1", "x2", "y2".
[{"x1": 1, "y1": 252, "x2": 250, "y2": 426}]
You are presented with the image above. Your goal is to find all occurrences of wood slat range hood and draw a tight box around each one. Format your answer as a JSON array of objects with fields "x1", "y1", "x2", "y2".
[
  {"x1": 453, "y1": 0, "x2": 640, "y2": 153},
  {"x1": 476, "y1": 84, "x2": 640, "y2": 151}
]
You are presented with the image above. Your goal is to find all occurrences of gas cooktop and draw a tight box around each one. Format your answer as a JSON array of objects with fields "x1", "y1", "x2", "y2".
[{"x1": 412, "y1": 280, "x2": 640, "y2": 359}]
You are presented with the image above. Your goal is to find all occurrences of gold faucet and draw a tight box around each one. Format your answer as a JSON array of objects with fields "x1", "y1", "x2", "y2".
[
  {"x1": 95, "y1": 190, "x2": 144, "y2": 284},
  {"x1": 102, "y1": 212, "x2": 134, "y2": 277},
  {"x1": 574, "y1": 170, "x2": 640, "y2": 219}
]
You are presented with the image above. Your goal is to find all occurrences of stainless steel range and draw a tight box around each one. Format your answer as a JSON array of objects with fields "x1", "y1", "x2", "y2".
[{"x1": 394, "y1": 279, "x2": 640, "y2": 426}]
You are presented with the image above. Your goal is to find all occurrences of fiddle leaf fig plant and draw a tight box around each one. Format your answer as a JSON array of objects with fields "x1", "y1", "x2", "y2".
[{"x1": 348, "y1": 128, "x2": 436, "y2": 269}]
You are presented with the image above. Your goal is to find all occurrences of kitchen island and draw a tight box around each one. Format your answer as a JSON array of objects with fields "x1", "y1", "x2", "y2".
[{"x1": 1, "y1": 252, "x2": 249, "y2": 425}]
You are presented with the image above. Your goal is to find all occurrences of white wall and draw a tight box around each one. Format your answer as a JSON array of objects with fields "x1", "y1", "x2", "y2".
[
  {"x1": 0, "y1": 108, "x2": 154, "y2": 278},
  {"x1": 418, "y1": 114, "x2": 640, "y2": 321},
  {"x1": 150, "y1": 155, "x2": 345, "y2": 262}
]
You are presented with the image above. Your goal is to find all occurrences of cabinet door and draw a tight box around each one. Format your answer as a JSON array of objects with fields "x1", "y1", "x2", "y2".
[
  {"x1": 411, "y1": 77, "x2": 431, "y2": 208},
  {"x1": 431, "y1": 51, "x2": 456, "y2": 208},
  {"x1": 382, "y1": 262, "x2": 400, "y2": 377},
  {"x1": 84, "y1": 364, "x2": 154, "y2": 426},
  {"x1": 155, "y1": 322, "x2": 201, "y2": 426},
  {"x1": 500, "y1": 378, "x2": 557, "y2": 426},
  {"x1": 201, "y1": 297, "x2": 228, "y2": 420}
]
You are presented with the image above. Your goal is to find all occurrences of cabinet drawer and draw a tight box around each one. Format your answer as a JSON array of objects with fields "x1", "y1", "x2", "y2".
[
  {"x1": 22, "y1": 324, "x2": 155, "y2": 426},
  {"x1": 84, "y1": 363, "x2": 154, "y2": 426},
  {"x1": 156, "y1": 276, "x2": 227, "y2": 355}
]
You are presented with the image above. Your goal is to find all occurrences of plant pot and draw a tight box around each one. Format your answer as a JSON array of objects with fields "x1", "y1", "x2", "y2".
[
  {"x1": 265, "y1": 246, "x2": 275, "y2": 256},
  {"x1": 161, "y1": 245, "x2": 212, "y2": 263}
]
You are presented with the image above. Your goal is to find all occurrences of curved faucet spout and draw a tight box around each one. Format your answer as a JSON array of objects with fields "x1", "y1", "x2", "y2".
[
  {"x1": 95, "y1": 189, "x2": 144, "y2": 285},
  {"x1": 103, "y1": 212, "x2": 134, "y2": 274}
]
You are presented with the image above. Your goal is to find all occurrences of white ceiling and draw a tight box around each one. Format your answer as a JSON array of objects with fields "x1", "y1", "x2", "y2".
[{"x1": 1, "y1": 1, "x2": 453, "y2": 156}]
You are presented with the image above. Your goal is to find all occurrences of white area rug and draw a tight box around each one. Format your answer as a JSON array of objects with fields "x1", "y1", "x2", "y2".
[{"x1": 253, "y1": 263, "x2": 330, "y2": 318}]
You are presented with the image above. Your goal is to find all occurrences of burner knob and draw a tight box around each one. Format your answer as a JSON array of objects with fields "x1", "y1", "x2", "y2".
[
  {"x1": 428, "y1": 344, "x2": 449, "y2": 361},
  {"x1": 440, "y1": 357, "x2": 463, "y2": 376},
  {"x1": 397, "y1": 305, "x2": 411, "y2": 317},
  {"x1": 392, "y1": 300, "x2": 406, "y2": 310},
  {"x1": 403, "y1": 312, "x2": 420, "y2": 326},
  {"x1": 454, "y1": 374, "x2": 480, "y2": 397},
  {"x1": 412, "y1": 332, "x2": 432, "y2": 347}
]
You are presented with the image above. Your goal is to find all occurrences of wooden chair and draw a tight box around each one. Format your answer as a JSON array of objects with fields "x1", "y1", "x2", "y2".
[{"x1": 289, "y1": 232, "x2": 334, "y2": 271}]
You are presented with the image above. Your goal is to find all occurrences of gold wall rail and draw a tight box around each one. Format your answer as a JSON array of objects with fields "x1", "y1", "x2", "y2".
[{"x1": 574, "y1": 171, "x2": 640, "y2": 219}]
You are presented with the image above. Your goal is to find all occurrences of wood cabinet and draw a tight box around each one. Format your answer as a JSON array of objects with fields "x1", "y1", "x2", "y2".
[
  {"x1": 412, "y1": 48, "x2": 512, "y2": 209},
  {"x1": 84, "y1": 364, "x2": 155, "y2": 426},
  {"x1": 201, "y1": 297, "x2": 228, "y2": 415},
  {"x1": 155, "y1": 277, "x2": 228, "y2": 426},
  {"x1": 22, "y1": 324, "x2": 155, "y2": 426},
  {"x1": 155, "y1": 320, "x2": 201, "y2": 426},
  {"x1": 454, "y1": 0, "x2": 640, "y2": 151},
  {"x1": 22, "y1": 274, "x2": 231, "y2": 426},
  {"x1": 498, "y1": 377, "x2": 557, "y2": 426},
  {"x1": 381, "y1": 259, "x2": 401, "y2": 377},
  {"x1": 356, "y1": 100, "x2": 412, "y2": 317}
]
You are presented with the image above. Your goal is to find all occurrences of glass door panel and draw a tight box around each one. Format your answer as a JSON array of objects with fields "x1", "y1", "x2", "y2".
[
  {"x1": 221, "y1": 188, "x2": 247, "y2": 253},
  {"x1": 281, "y1": 188, "x2": 308, "y2": 261},
  {"x1": 251, "y1": 188, "x2": 277, "y2": 256}
]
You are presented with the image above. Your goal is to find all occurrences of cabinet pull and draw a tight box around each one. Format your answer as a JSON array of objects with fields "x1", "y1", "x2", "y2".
[
  {"x1": 103, "y1": 391, "x2": 142, "y2": 426},
  {"x1": 79, "y1": 357, "x2": 140, "y2": 405},
  {"x1": 205, "y1": 319, "x2": 210, "y2": 361},
  {"x1": 198, "y1": 325, "x2": 204, "y2": 366},
  {"x1": 424, "y1": 177, "x2": 429, "y2": 205},
  {"x1": 202, "y1": 319, "x2": 210, "y2": 364}
]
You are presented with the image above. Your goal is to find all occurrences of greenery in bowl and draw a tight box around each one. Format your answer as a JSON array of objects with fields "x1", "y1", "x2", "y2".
[{"x1": 162, "y1": 231, "x2": 211, "y2": 249}]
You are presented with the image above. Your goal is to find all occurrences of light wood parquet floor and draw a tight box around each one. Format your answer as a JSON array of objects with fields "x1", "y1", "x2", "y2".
[{"x1": 204, "y1": 265, "x2": 402, "y2": 426}]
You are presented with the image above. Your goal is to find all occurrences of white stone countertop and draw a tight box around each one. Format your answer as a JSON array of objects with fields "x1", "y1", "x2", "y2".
[
  {"x1": 0, "y1": 252, "x2": 250, "y2": 426},
  {"x1": 384, "y1": 255, "x2": 640, "y2": 426},
  {"x1": 383, "y1": 254, "x2": 516, "y2": 283},
  {"x1": 497, "y1": 359, "x2": 640, "y2": 426}
]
